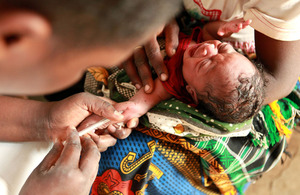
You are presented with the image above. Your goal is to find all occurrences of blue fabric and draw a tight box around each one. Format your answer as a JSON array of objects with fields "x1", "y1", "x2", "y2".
[{"x1": 93, "y1": 130, "x2": 208, "y2": 195}]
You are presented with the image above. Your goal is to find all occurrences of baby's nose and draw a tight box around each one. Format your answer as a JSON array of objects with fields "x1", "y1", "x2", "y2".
[{"x1": 203, "y1": 44, "x2": 218, "y2": 56}]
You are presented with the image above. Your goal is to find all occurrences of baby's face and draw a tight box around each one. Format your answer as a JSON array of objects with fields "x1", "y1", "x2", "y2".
[{"x1": 182, "y1": 40, "x2": 256, "y2": 98}]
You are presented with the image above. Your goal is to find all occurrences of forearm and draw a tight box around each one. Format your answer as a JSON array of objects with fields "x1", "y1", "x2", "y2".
[
  {"x1": 202, "y1": 21, "x2": 226, "y2": 41},
  {"x1": 130, "y1": 79, "x2": 172, "y2": 114},
  {"x1": 255, "y1": 31, "x2": 300, "y2": 104},
  {"x1": 263, "y1": 71, "x2": 298, "y2": 105},
  {"x1": 0, "y1": 96, "x2": 50, "y2": 142}
]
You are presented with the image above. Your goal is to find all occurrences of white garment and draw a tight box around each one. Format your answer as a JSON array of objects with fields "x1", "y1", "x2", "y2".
[
  {"x1": 183, "y1": 0, "x2": 300, "y2": 41},
  {"x1": 0, "y1": 142, "x2": 51, "y2": 195},
  {"x1": 0, "y1": 177, "x2": 8, "y2": 195}
]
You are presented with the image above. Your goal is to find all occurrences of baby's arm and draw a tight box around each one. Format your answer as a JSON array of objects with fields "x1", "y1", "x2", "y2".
[
  {"x1": 202, "y1": 18, "x2": 252, "y2": 41},
  {"x1": 114, "y1": 79, "x2": 172, "y2": 121}
]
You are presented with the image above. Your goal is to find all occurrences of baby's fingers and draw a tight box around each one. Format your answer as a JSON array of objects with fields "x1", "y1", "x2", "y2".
[{"x1": 242, "y1": 19, "x2": 252, "y2": 28}]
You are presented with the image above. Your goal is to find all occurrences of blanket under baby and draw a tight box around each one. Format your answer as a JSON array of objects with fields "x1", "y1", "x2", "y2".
[{"x1": 85, "y1": 68, "x2": 299, "y2": 195}]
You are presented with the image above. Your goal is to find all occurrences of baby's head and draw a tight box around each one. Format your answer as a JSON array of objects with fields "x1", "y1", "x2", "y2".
[{"x1": 182, "y1": 40, "x2": 264, "y2": 123}]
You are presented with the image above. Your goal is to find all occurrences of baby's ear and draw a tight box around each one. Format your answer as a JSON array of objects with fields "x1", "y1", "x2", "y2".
[{"x1": 186, "y1": 85, "x2": 199, "y2": 105}]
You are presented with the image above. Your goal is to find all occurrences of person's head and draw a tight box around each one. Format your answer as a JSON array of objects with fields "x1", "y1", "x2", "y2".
[
  {"x1": 182, "y1": 40, "x2": 264, "y2": 123},
  {"x1": 0, "y1": 0, "x2": 181, "y2": 95}
]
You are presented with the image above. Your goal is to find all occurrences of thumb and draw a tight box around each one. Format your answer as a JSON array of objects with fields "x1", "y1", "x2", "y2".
[
  {"x1": 84, "y1": 95, "x2": 124, "y2": 122},
  {"x1": 39, "y1": 141, "x2": 63, "y2": 172}
]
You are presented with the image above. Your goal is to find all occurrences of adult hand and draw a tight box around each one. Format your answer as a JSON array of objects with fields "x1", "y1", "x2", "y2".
[
  {"x1": 20, "y1": 130, "x2": 100, "y2": 195},
  {"x1": 76, "y1": 103, "x2": 139, "y2": 152},
  {"x1": 121, "y1": 19, "x2": 179, "y2": 93},
  {"x1": 42, "y1": 92, "x2": 136, "y2": 151}
]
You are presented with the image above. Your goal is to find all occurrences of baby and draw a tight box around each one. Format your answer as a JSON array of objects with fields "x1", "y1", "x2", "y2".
[{"x1": 115, "y1": 19, "x2": 264, "y2": 123}]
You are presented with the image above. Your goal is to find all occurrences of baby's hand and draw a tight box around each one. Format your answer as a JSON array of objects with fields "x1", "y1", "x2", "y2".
[
  {"x1": 217, "y1": 18, "x2": 252, "y2": 37},
  {"x1": 114, "y1": 100, "x2": 148, "y2": 122}
]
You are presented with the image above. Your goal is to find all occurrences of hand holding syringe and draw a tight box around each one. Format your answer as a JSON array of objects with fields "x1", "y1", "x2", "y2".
[{"x1": 78, "y1": 111, "x2": 124, "y2": 136}]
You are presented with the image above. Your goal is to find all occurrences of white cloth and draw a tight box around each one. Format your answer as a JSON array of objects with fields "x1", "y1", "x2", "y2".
[
  {"x1": 0, "y1": 177, "x2": 8, "y2": 195},
  {"x1": 0, "y1": 142, "x2": 51, "y2": 195},
  {"x1": 183, "y1": 0, "x2": 300, "y2": 41}
]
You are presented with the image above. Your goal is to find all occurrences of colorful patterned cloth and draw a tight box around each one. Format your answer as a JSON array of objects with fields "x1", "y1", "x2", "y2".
[
  {"x1": 91, "y1": 127, "x2": 286, "y2": 195},
  {"x1": 86, "y1": 68, "x2": 299, "y2": 195}
]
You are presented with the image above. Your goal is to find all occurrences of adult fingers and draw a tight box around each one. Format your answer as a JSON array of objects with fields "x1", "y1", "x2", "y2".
[
  {"x1": 92, "y1": 96, "x2": 124, "y2": 122},
  {"x1": 76, "y1": 93, "x2": 124, "y2": 122},
  {"x1": 88, "y1": 133, "x2": 117, "y2": 152},
  {"x1": 108, "y1": 126, "x2": 133, "y2": 139},
  {"x1": 133, "y1": 46, "x2": 154, "y2": 93},
  {"x1": 145, "y1": 36, "x2": 168, "y2": 84},
  {"x1": 39, "y1": 142, "x2": 63, "y2": 172},
  {"x1": 164, "y1": 19, "x2": 179, "y2": 57},
  {"x1": 55, "y1": 130, "x2": 81, "y2": 168},
  {"x1": 77, "y1": 114, "x2": 109, "y2": 135},
  {"x1": 104, "y1": 108, "x2": 137, "y2": 138},
  {"x1": 126, "y1": 118, "x2": 139, "y2": 129},
  {"x1": 79, "y1": 136, "x2": 100, "y2": 180},
  {"x1": 122, "y1": 56, "x2": 143, "y2": 90}
]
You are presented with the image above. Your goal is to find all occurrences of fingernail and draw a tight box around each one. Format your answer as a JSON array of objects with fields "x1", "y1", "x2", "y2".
[
  {"x1": 70, "y1": 130, "x2": 79, "y2": 137},
  {"x1": 172, "y1": 49, "x2": 176, "y2": 55},
  {"x1": 160, "y1": 73, "x2": 168, "y2": 81},
  {"x1": 82, "y1": 134, "x2": 90, "y2": 138},
  {"x1": 109, "y1": 125, "x2": 117, "y2": 133},
  {"x1": 135, "y1": 84, "x2": 141, "y2": 89},
  {"x1": 130, "y1": 121, "x2": 137, "y2": 128},
  {"x1": 144, "y1": 85, "x2": 150, "y2": 92},
  {"x1": 70, "y1": 127, "x2": 77, "y2": 132},
  {"x1": 114, "y1": 110, "x2": 124, "y2": 119},
  {"x1": 203, "y1": 49, "x2": 207, "y2": 55}
]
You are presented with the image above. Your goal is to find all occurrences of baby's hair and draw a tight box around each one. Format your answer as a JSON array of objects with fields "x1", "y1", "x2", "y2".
[{"x1": 196, "y1": 61, "x2": 265, "y2": 123}]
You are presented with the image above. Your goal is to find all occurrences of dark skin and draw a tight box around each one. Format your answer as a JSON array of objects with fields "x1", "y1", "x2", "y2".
[
  {"x1": 121, "y1": 19, "x2": 179, "y2": 93},
  {"x1": 255, "y1": 31, "x2": 300, "y2": 104},
  {"x1": 123, "y1": 20, "x2": 300, "y2": 105}
]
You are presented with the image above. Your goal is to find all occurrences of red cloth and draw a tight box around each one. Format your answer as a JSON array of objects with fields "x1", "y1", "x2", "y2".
[{"x1": 162, "y1": 27, "x2": 202, "y2": 107}]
